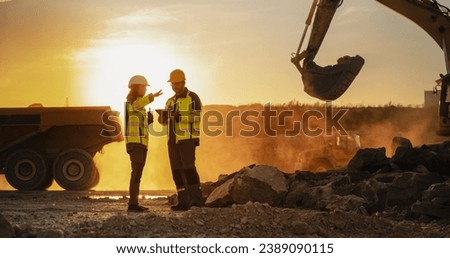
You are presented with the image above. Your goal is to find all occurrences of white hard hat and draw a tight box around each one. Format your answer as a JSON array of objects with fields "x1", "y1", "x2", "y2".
[{"x1": 128, "y1": 75, "x2": 149, "y2": 88}]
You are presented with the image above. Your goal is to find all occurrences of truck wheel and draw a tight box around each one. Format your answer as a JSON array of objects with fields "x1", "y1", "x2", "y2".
[
  {"x1": 53, "y1": 149, "x2": 96, "y2": 191},
  {"x1": 310, "y1": 159, "x2": 334, "y2": 172},
  {"x1": 88, "y1": 167, "x2": 100, "y2": 189},
  {"x1": 5, "y1": 150, "x2": 52, "y2": 190}
]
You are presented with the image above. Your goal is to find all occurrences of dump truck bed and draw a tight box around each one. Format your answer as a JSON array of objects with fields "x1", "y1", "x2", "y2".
[
  {"x1": 0, "y1": 106, "x2": 123, "y2": 191},
  {"x1": 0, "y1": 106, "x2": 122, "y2": 155},
  {"x1": 0, "y1": 106, "x2": 117, "y2": 129}
]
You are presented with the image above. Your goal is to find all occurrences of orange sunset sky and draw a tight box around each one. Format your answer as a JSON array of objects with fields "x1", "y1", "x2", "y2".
[
  {"x1": 1, "y1": 0, "x2": 450, "y2": 111},
  {"x1": 2, "y1": 0, "x2": 450, "y2": 190}
]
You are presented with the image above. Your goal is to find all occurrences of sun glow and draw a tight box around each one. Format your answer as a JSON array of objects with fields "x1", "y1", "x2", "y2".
[{"x1": 74, "y1": 42, "x2": 189, "y2": 112}]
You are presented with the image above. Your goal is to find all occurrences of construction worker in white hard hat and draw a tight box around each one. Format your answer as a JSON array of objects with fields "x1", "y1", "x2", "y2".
[
  {"x1": 125, "y1": 75, "x2": 163, "y2": 212},
  {"x1": 158, "y1": 69, "x2": 203, "y2": 211}
]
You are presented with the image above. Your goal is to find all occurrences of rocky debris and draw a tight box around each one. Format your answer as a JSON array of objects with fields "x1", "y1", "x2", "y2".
[
  {"x1": 1, "y1": 190, "x2": 450, "y2": 237},
  {"x1": 36, "y1": 229, "x2": 65, "y2": 238},
  {"x1": 392, "y1": 143, "x2": 450, "y2": 176},
  {"x1": 0, "y1": 139, "x2": 449, "y2": 238},
  {"x1": 285, "y1": 170, "x2": 387, "y2": 214},
  {"x1": 386, "y1": 172, "x2": 442, "y2": 207},
  {"x1": 208, "y1": 165, "x2": 444, "y2": 218},
  {"x1": 393, "y1": 146, "x2": 434, "y2": 171},
  {"x1": 350, "y1": 178, "x2": 387, "y2": 213},
  {"x1": 390, "y1": 136, "x2": 413, "y2": 156},
  {"x1": 0, "y1": 213, "x2": 15, "y2": 237},
  {"x1": 284, "y1": 171, "x2": 367, "y2": 213},
  {"x1": 347, "y1": 148, "x2": 390, "y2": 173},
  {"x1": 202, "y1": 139, "x2": 450, "y2": 222},
  {"x1": 411, "y1": 181, "x2": 450, "y2": 220},
  {"x1": 205, "y1": 165, "x2": 288, "y2": 207},
  {"x1": 57, "y1": 202, "x2": 450, "y2": 237}
]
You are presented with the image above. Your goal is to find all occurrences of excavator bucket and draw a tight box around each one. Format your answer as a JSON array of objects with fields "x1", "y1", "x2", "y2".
[
  {"x1": 292, "y1": 0, "x2": 365, "y2": 101},
  {"x1": 300, "y1": 55, "x2": 365, "y2": 101}
]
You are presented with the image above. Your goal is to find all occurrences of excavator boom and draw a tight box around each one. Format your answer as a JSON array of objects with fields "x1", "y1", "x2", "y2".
[
  {"x1": 292, "y1": 0, "x2": 450, "y2": 135},
  {"x1": 377, "y1": 0, "x2": 450, "y2": 136},
  {"x1": 376, "y1": 0, "x2": 450, "y2": 71}
]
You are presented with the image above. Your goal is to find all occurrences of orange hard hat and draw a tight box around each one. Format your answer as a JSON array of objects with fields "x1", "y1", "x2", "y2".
[{"x1": 168, "y1": 69, "x2": 186, "y2": 83}]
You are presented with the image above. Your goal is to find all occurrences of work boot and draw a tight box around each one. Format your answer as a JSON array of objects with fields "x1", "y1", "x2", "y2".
[
  {"x1": 128, "y1": 204, "x2": 149, "y2": 212},
  {"x1": 139, "y1": 205, "x2": 149, "y2": 210},
  {"x1": 188, "y1": 184, "x2": 204, "y2": 207},
  {"x1": 171, "y1": 189, "x2": 190, "y2": 211}
]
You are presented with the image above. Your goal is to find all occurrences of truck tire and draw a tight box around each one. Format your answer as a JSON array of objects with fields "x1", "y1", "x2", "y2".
[
  {"x1": 88, "y1": 167, "x2": 100, "y2": 189},
  {"x1": 53, "y1": 149, "x2": 96, "y2": 191},
  {"x1": 5, "y1": 150, "x2": 52, "y2": 190}
]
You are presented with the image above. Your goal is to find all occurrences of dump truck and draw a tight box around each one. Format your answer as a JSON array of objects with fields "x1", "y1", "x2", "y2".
[{"x1": 0, "y1": 106, "x2": 123, "y2": 191}]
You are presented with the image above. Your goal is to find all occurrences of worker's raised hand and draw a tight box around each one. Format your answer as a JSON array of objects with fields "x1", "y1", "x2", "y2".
[
  {"x1": 153, "y1": 90, "x2": 163, "y2": 98},
  {"x1": 147, "y1": 90, "x2": 163, "y2": 102}
]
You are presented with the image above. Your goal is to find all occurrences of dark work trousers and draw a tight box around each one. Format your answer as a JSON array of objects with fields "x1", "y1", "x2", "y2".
[
  {"x1": 168, "y1": 141, "x2": 200, "y2": 189},
  {"x1": 126, "y1": 143, "x2": 148, "y2": 205}
]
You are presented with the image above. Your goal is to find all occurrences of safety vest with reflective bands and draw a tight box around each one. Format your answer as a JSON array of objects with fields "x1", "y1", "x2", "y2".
[
  {"x1": 125, "y1": 96, "x2": 151, "y2": 148},
  {"x1": 165, "y1": 89, "x2": 201, "y2": 144}
]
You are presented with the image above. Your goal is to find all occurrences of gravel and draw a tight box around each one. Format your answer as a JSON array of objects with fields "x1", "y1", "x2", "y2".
[{"x1": 1, "y1": 191, "x2": 449, "y2": 238}]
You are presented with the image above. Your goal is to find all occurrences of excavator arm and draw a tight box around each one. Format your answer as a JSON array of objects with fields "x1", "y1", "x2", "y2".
[
  {"x1": 379, "y1": 0, "x2": 450, "y2": 136},
  {"x1": 376, "y1": 0, "x2": 450, "y2": 71},
  {"x1": 291, "y1": 0, "x2": 365, "y2": 101},
  {"x1": 292, "y1": 0, "x2": 450, "y2": 135}
]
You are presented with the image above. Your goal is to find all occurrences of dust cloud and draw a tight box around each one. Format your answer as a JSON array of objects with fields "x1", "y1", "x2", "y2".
[
  {"x1": 76, "y1": 103, "x2": 449, "y2": 192},
  {"x1": 92, "y1": 120, "x2": 174, "y2": 191},
  {"x1": 344, "y1": 106, "x2": 443, "y2": 156},
  {"x1": 1, "y1": 104, "x2": 447, "y2": 191},
  {"x1": 193, "y1": 104, "x2": 447, "y2": 180}
]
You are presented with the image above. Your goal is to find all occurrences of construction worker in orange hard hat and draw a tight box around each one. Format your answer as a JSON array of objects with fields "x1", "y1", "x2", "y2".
[
  {"x1": 158, "y1": 69, "x2": 203, "y2": 211},
  {"x1": 125, "y1": 75, "x2": 163, "y2": 212}
]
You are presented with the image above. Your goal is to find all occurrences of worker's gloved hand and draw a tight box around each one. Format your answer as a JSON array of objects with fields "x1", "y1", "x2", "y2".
[{"x1": 147, "y1": 111, "x2": 154, "y2": 124}]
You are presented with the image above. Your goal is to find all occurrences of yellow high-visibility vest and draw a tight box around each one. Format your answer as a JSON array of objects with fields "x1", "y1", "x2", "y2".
[
  {"x1": 125, "y1": 96, "x2": 151, "y2": 147},
  {"x1": 165, "y1": 89, "x2": 201, "y2": 144}
]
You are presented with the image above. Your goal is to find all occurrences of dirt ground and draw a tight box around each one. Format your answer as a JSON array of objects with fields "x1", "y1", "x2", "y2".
[{"x1": 1, "y1": 190, "x2": 449, "y2": 238}]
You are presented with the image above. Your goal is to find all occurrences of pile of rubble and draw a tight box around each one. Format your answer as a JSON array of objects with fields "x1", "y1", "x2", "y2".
[
  {"x1": 1, "y1": 139, "x2": 449, "y2": 238},
  {"x1": 204, "y1": 140, "x2": 450, "y2": 221}
]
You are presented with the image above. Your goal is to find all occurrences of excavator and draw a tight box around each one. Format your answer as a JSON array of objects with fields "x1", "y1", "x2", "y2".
[{"x1": 291, "y1": 0, "x2": 450, "y2": 136}]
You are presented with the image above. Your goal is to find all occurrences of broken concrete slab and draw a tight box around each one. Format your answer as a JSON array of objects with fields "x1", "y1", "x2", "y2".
[
  {"x1": 205, "y1": 165, "x2": 288, "y2": 207},
  {"x1": 390, "y1": 136, "x2": 413, "y2": 156},
  {"x1": 386, "y1": 172, "x2": 443, "y2": 207},
  {"x1": 347, "y1": 148, "x2": 390, "y2": 173},
  {"x1": 411, "y1": 182, "x2": 450, "y2": 220},
  {"x1": 351, "y1": 178, "x2": 387, "y2": 213}
]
